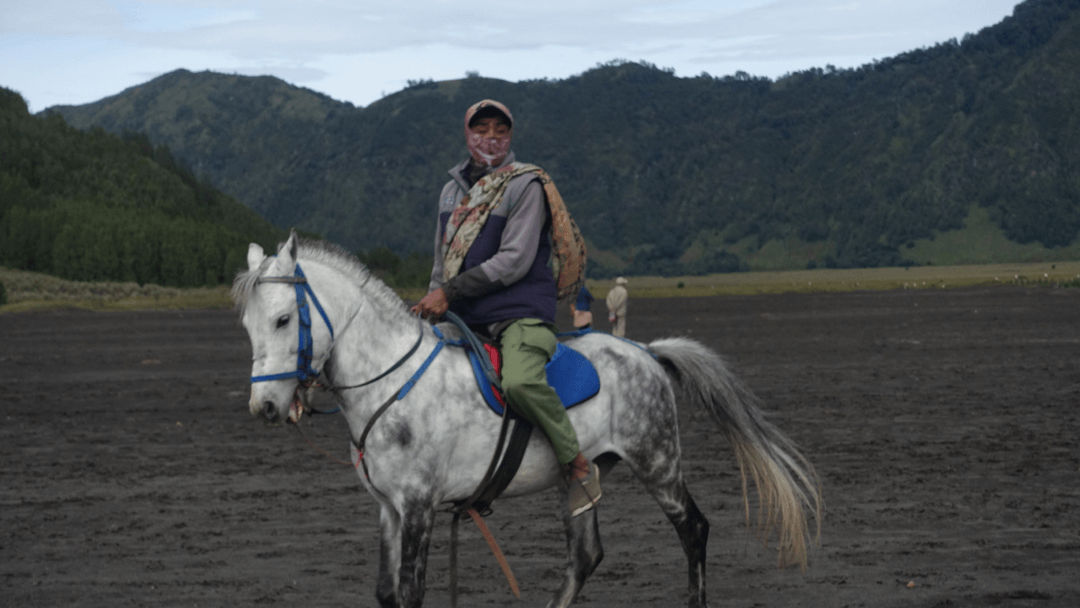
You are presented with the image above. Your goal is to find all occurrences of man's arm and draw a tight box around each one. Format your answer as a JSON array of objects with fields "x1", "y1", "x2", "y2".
[
  {"x1": 425, "y1": 185, "x2": 455, "y2": 293},
  {"x1": 413, "y1": 184, "x2": 455, "y2": 318}
]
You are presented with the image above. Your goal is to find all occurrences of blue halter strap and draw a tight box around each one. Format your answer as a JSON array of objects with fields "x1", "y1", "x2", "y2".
[{"x1": 250, "y1": 264, "x2": 335, "y2": 384}]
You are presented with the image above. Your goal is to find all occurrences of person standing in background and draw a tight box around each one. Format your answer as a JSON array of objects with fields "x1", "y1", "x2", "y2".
[{"x1": 605, "y1": 277, "x2": 628, "y2": 337}]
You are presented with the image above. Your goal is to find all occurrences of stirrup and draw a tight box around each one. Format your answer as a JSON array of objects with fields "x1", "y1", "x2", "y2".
[{"x1": 568, "y1": 462, "x2": 602, "y2": 517}]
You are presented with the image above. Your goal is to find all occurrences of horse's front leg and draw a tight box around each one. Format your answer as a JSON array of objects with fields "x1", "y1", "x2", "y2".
[
  {"x1": 547, "y1": 483, "x2": 605, "y2": 608},
  {"x1": 397, "y1": 498, "x2": 437, "y2": 608},
  {"x1": 376, "y1": 505, "x2": 402, "y2": 608}
]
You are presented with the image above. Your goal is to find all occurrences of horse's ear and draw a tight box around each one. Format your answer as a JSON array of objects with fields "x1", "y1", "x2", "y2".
[
  {"x1": 247, "y1": 243, "x2": 266, "y2": 271},
  {"x1": 276, "y1": 230, "x2": 299, "y2": 267},
  {"x1": 288, "y1": 229, "x2": 298, "y2": 261}
]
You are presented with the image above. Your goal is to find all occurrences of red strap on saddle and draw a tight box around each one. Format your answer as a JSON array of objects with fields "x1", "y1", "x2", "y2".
[
  {"x1": 482, "y1": 344, "x2": 507, "y2": 407},
  {"x1": 483, "y1": 344, "x2": 502, "y2": 376}
]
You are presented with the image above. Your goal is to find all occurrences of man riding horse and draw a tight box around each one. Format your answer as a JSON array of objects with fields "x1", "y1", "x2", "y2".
[{"x1": 411, "y1": 99, "x2": 601, "y2": 517}]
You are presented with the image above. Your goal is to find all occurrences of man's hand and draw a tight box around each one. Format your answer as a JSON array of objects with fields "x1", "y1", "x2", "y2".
[{"x1": 411, "y1": 287, "x2": 450, "y2": 319}]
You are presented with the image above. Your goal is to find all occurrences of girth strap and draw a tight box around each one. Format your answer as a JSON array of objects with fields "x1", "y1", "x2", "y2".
[{"x1": 462, "y1": 418, "x2": 533, "y2": 516}]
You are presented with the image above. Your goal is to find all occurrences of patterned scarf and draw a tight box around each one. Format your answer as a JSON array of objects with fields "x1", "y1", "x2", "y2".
[{"x1": 442, "y1": 162, "x2": 587, "y2": 300}]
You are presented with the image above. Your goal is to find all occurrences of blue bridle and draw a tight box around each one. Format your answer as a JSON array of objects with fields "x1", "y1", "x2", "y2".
[{"x1": 250, "y1": 264, "x2": 335, "y2": 385}]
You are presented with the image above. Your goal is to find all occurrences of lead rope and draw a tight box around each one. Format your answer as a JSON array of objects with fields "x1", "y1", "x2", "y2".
[
  {"x1": 448, "y1": 406, "x2": 519, "y2": 606},
  {"x1": 449, "y1": 507, "x2": 521, "y2": 607},
  {"x1": 467, "y1": 507, "x2": 520, "y2": 599}
]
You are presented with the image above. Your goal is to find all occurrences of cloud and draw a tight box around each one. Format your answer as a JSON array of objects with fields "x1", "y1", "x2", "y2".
[{"x1": 1, "y1": 0, "x2": 1021, "y2": 111}]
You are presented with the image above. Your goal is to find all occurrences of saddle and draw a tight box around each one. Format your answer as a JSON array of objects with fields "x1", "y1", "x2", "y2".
[
  {"x1": 467, "y1": 342, "x2": 601, "y2": 415},
  {"x1": 439, "y1": 313, "x2": 600, "y2": 516}
]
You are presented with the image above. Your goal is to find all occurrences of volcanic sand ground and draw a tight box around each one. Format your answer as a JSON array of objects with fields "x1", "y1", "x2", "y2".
[{"x1": 2, "y1": 286, "x2": 1079, "y2": 607}]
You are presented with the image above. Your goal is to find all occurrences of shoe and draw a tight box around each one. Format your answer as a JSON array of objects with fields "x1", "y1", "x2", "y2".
[{"x1": 568, "y1": 462, "x2": 602, "y2": 517}]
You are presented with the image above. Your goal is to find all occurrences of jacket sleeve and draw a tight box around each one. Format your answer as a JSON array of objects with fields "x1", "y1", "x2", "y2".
[
  {"x1": 426, "y1": 213, "x2": 447, "y2": 293},
  {"x1": 444, "y1": 178, "x2": 545, "y2": 301},
  {"x1": 426, "y1": 182, "x2": 456, "y2": 293}
]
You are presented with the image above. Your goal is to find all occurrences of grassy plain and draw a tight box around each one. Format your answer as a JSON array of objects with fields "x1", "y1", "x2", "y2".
[
  {"x1": 591, "y1": 260, "x2": 1080, "y2": 299},
  {"x1": 3, "y1": 260, "x2": 1079, "y2": 314},
  {"x1": 0, "y1": 267, "x2": 232, "y2": 313}
]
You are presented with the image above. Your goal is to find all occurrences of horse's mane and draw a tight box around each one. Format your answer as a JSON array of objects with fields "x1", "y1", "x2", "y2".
[{"x1": 231, "y1": 237, "x2": 409, "y2": 318}]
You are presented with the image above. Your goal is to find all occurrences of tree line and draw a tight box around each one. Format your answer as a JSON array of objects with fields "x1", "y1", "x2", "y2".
[{"x1": 0, "y1": 88, "x2": 285, "y2": 287}]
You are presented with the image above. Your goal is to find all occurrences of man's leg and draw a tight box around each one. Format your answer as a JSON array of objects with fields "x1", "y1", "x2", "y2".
[
  {"x1": 499, "y1": 318, "x2": 579, "y2": 465},
  {"x1": 499, "y1": 318, "x2": 601, "y2": 516}
]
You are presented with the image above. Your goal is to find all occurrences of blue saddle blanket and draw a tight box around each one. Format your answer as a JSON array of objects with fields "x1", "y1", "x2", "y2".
[{"x1": 468, "y1": 343, "x2": 600, "y2": 415}]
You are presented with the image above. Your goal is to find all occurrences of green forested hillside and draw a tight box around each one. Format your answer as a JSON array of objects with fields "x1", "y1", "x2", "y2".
[
  {"x1": 48, "y1": 0, "x2": 1080, "y2": 277},
  {"x1": 0, "y1": 88, "x2": 285, "y2": 286}
]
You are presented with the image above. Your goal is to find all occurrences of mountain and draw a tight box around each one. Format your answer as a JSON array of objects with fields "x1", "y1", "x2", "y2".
[
  {"x1": 0, "y1": 88, "x2": 285, "y2": 286},
  {"x1": 46, "y1": 0, "x2": 1080, "y2": 277}
]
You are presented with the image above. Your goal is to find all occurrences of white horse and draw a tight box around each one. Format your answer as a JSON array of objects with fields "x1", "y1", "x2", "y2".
[{"x1": 233, "y1": 232, "x2": 821, "y2": 608}]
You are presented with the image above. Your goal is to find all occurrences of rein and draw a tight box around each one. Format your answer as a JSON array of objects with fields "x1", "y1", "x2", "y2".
[
  {"x1": 326, "y1": 316, "x2": 425, "y2": 392},
  {"x1": 352, "y1": 325, "x2": 446, "y2": 484}
]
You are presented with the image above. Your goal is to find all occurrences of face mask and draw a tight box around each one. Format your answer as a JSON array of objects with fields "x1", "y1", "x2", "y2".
[{"x1": 466, "y1": 131, "x2": 511, "y2": 167}]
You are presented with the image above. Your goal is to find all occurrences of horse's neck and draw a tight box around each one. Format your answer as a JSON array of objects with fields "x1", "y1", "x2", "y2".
[{"x1": 304, "y1": 259, "x2": 421, "y2": 390}]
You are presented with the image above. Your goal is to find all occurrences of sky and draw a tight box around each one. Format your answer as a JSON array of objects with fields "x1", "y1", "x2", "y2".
[{"x1": 2, "y1": 0, "x2": 1023, "y2": 113}]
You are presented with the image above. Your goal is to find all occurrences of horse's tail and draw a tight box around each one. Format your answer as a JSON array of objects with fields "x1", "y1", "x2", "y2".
[{"x1": 649, "y1": 336, "x2": 823, "y2": 569}]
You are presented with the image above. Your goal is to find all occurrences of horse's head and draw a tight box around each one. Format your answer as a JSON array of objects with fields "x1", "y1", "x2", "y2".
[{"x1": 236, "y1": 231, "x2": 334, "y2": 424}]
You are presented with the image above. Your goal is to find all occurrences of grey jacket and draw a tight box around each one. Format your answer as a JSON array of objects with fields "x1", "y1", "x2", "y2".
[{"x1": 426, "y1": 152, "x2": 557, "y2": 330}]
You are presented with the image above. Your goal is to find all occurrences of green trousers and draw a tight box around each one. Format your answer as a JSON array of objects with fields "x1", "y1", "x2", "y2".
[{"x1": 498, "y1": 318, "x2": 581, "y2": 465}]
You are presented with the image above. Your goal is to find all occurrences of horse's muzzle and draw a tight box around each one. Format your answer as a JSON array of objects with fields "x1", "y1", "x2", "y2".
[
  {"x1": 248, "y1": 387, "x2": 304, "y2": 424},
  {"x1": 247, "y1": 395, "x2": 282, "y2": 421},
  {"x1": 261, "y1": 401, "x2": 280, "y2": 422}
]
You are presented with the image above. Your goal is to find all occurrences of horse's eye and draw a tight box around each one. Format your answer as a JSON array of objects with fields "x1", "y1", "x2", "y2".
[{"x1": 276, "y1": 315, "x2": 290, "y2": 329}]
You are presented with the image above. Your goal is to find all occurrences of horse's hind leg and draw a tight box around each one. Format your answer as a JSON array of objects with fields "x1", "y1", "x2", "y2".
[
  {"x1": 547, "y1": 485, "x2": 604, "y2": 608},
  {"x1": 631, "y1": 459, "x2": 710, "y2": 607},
  {"x1": 665, "y1": 481, "x2": 710, "y2": 608}
]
